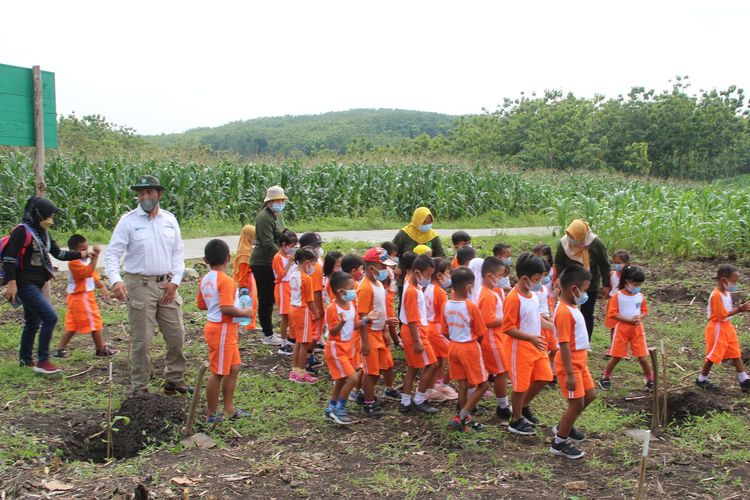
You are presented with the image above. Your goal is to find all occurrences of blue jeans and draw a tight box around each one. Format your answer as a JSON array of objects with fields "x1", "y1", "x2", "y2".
[{"x1": 17, "y1": 282, "x2": 57, "y2": 363}]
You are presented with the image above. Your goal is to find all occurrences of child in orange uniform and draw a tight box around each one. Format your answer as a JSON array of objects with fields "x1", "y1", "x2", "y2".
[
  {"x1": 273, "y1": 230, "x2": 299, "y2": 356},
  {"x1": 551, "y1": 265, "x2": 595, "y2": 460},
  {"x1": 603, "y1": 250, "x2": 630, "y2": 358},
  {"x1": 493, "y1": 243, "x2": 513, "y2": 293},
  {"x1": 324, "y1": 271, "x2": 379, "y2": 425},
  {"x1": 323, "y1": 251, "x2": 343, "y2": 304},
  {"x1": 399, "y1": 254, "x2": 440, "y2": 415},
  {"x1": 502, "y1": 253, "x2": 553, "y2": 436},
  {"x1": 288, "y1": 247, "x2": 320, "y2": 384},
  {"x1": 381, "y1": 242, "x2": 401, "y2": 349},
  {"x1": 425, "y1": 258, "x2": 457, "y2": 402},
  {"x1": 451, "y1": 231, "x2": 472, "y2": 269},
  {"x1": 599, "y1": 266, "x2": 653, "y2": 390},
  {"x1": 299, "y1": 232, "x2": 325, "y2": 373},
  {"x1": 233, "y1": 225, "x2": 258, "y2": 331},
  {"x1": 54, "y1": 234, "x2": 117, "y2": 358},
  {"x1": 197, "y1": 239, "x2": 253, "y2": 423},
  {"x1": 444, "y1": 266, "x2": 489, "y2": 432},
  {"x1": 341, "y1": 253, "x2": 367, "y2": 402},
  {"x1": 696, "y1": 264, "x2": 750, "y2": 392},
  {"x1": 537, "y1": 260, "x2": 558, "y2": 382},
  {"x1": 477, "y1": 257, "x2": 512, "y2": 420}
]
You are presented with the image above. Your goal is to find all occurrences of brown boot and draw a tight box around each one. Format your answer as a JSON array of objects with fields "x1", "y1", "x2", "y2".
[{"x1": 164, "y1": 381, "x2": 193, "y2": 395}]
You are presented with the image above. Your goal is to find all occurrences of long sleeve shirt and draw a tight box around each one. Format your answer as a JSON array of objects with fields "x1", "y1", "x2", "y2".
[
  {"x1": 249, "y1": 207, "x2": 286, "y2": 266},
  {"x1": 2, "y1": 225, "x2": 81, "y2": 285}
]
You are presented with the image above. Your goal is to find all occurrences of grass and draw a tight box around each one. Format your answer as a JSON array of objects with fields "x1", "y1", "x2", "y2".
[{"x1": 671, "y1": 412, "x2": 750, "y2": 463}]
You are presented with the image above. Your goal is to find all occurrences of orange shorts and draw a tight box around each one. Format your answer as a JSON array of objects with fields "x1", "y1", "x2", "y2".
[
  {"x1": 507, "y1": 337, "x2": 553, "y2": 393},
  {"x1": 427, "y1": 321, "x2": 450, "y2": 359},
  {"x1": 362, "y1": 330, "x2": 394, "y2": 375},
  {"x1": 325, "y1": 339, "x2": 356, "y2": 380},
  {"x1": 609, "y1": 323, "x2": 648, "y2": 358},
  {"x1": 204, "y1": 322, "x2": 241, "y2": 376},
  {"x1": 274, "y1": 281, "x2": 291, "y2": 315},
  {"x1": 542, "y1": 327, "x2": 557, "y2": 352},
  {"x1": 705, "y1": 321, "x2": 741, "y2": 364},
  {"x1": 351, "y1": 330, "x2": 363, "y2": 369},
  {"x1": 554, "y1": 350, "x2": 595, "y2": 399},
  {"x1": 449, "y1": 340, "x2": 488, "y2": 386},
  {"x1": 481, "y1": 329, "x2": 508, "y2": 375},
  {"x1": 289, "y1": 306, "x2": 315, "y2": 344},
  {"x1": 400, "y1": 324, "x2": 437, "y2": 368},
  {"x1": 65, "y1": 291, "x2": 103, "y2": 333}
]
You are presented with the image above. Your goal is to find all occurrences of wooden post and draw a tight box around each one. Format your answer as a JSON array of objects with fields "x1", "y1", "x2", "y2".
[
  {"x1": 183, "y1": 361, "x2": 209, "y2": 437},
  {"x1": 32, "y1": 65, "x2": 46, "y2": 197},
  {"x1": 635, "y1": 430, "x2": 650, "y2": 500},
  {"x1": 661, "y1": 340, "x2": 668, "y2": 427},
  {"x1": 649, "y1": 347, "x2": 660, "y2": 431}
]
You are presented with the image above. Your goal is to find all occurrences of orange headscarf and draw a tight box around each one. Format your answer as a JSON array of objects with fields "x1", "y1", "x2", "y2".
[
  {"x1": 233, "y1": 225, "x2": 255, "y2": 269},
  {"x1": 561, "y1": 219, "x2": 597, "y2": 270}
]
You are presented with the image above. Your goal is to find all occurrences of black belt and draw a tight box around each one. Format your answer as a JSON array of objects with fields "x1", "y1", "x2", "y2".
[{"x1": 127, "y1": 273, "x2": 172, "y2": 283}]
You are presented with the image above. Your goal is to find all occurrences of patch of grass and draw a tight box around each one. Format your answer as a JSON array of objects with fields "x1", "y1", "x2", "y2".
[
  {"x1": 0, "y1": 429, "x2": 48, "y2": 471},
  {"x1": 671, "y1": 412, "x2": 750, "y2": 463},
  {"x1": 577, "y1": 398, "x2": 646, "y2": 433},
  {"x1": 349, "y1": 465, "x2": 435, "y2": 499}
]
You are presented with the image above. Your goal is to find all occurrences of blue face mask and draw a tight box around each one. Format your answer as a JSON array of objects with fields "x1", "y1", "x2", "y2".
[
  {"x1": 440, "y1": 277, "x2": 452, "y2": 289},
  {"x1": 613, "y1": 263, "x2": 623, "y2": 272},
  {"x1": 728, "y1": 283, "x2": 739, "y2": 293},
  {"x1": 271, "y1": 202, "x2": 286, "y2": 213},
  {"x1": 376, "y1": 269, "x2": 389, "y2": 281},
  {"x1": 419, "y1": 224, "x2": 432, "y2": 233},
  {"x1": 305, "y1": 266, "x2": 314, "y2": 276},
  {"x1": 342, "y1": 290, "x2": 357, "y2": 302},
  {"x1": 575, "y1": 291, "x2": 589, "y2": 306},
  {"x1": 418, "y1": 277, "x2": 431, "y2": 288},
  {"x1": 628, "y1": 286, "x2": 641, "y2": 294},
  {"x1": 502, "y1": 257, "x2": 513, "y2": 266},
  {"x1": 542, "y1": 276, "x2": 551, "y2": 285},
  {"x1": 528, "y1": 279, "x2": 543, "y2": 292}
]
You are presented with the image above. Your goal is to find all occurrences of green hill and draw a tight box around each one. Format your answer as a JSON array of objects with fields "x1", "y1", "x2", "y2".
[{"x1": 148, "y1": 109, "x2": 458, "y2": 156}]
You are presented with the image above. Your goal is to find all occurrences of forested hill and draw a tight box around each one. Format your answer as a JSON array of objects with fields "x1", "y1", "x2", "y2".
[{"x1": 148, "y1": 109, "x2": 457, "y2": 156}]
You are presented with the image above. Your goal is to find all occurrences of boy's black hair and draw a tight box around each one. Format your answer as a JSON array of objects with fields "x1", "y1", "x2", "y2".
[
  {"x1": 433, "y1": 257, "x2": 451, "y2": 276},
  {"x1": 481, "y1": 256, "x2": 505, "y2": 278},
  {"x1": 400, "y1": 251, "x2": 418, "y2": 274},
  {"x1": 294, "y1": 246, "x2": 317, "y2": 264},
  {"x1": 716, "y1": 264, "x2": 738, "y2": 280},
  {"x1": 451, "y1": 230, "x2": 471, "y2": 246},
  {"x1": 516, "y1": 252, "x2": 546, "y2": 278},
  {"x1": 613, "y1": 249, "x2": 631, "y2": 263},
  {"x1": 413, "y1": 254, "x2": 435, "y2": 272},
  {"x1": 559, "y1": 265, "x2": 591, "y2": 289},
  {"x1": 329, "y1": 271, "x2": 352, "y2": 292},
  {"x1": 451, "y1": 266, "x2": 475, "y2": 291},
  {"x1": 619, "y1": 265, "x2": 646, "y2": 289},
  {"x1": 492, "y1": 243, "x2": 510, "y2": 256},
  {"x1": 341, "y1": 254, "x2": 365, "y2": 274},
  {"x1": 204, "y1": 238, "x2": 230, "y2": 266},
  {"x1": 456, "y1": 245, "x2": 476, "y2": 266},
  {"x1": 542, "y1": 259, "x2": 552, "y2": 273},
  {"x1": 380, "y1": 241, "x2": 398, "y2": 255},
  {"x1": 279, "y1": 229, "x2": 298, "y2": 246},
  {"x1": 323, "y1": 251, "x2": 343, "y2": 277},
  {"x1": 67, "y1": 234, "x2": 87, "y2": 251},
  {"x1": 533, "y1": 243, "x2": 553, "y2": 266}
]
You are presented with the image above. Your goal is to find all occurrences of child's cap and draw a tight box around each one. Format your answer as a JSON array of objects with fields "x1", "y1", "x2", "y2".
[
  {"x1": 299, "y1": 232, "x2": 323, "y2": 248},
  {"x1": 413, "y1": 244, "x2": 431, "y2": 255},
  {"x1": 363, "y1": 247, "x2": 397, "y2": 266}
]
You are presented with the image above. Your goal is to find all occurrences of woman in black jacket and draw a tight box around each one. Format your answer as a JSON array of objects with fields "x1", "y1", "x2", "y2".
[{"x1": 2, "y1": 197, "x2": 88, "y2": 374}]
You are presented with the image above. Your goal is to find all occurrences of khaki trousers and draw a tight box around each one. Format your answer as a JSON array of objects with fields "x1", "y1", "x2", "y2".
[{"x1": 125, "y1": 273, "x2": 187, "y2": 390}]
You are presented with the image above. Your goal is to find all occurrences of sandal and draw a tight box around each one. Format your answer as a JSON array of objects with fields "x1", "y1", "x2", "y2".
[
  {"x1": 229, "y1": 408, "x2": 251, "y2": 420},
  {"x1": 207, "y1": 412, "x2": 224, "y2": 424},
  {"x1": 52, "y1": 349, "x2": 69, "y2": 359},
  {"x1": 95, "y1": 346, "x2": 120, "y2": 357}
]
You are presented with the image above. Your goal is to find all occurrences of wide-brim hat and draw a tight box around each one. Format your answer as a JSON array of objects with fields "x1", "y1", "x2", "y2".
[
  {"x1": 130, "y1": 175, "x2": 165, "y2": 192},
  {"x1": 264, "y1": 185, "x2": 288, "y2": 202}
]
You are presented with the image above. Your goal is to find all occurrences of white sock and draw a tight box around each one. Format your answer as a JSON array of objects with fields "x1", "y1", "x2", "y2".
[
  {"x1": 400, "y1": 393, "x2": 411, "y2": 406},
  {"x1": 496, "y1": 396, "x2": 509, "y2": 408},
  {"x1": 467, "y1": 388, "x2": 476, "y2": 398},
  {"x1": 738, "y1": 372, "x2": 749, "y2": 383},
  {"x1": 698, "y1": 374, "x2": 708, "y2": 382},
  {"x1": 414, "y1": 391, "x2": 427, "y2": 405}
]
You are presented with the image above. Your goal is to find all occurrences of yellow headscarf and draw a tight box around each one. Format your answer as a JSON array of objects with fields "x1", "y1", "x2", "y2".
[
  {"x1": 402, "y1": 207, "x2": 439, "y2": 245},
  {"x1": 233, "y1": 225, "x2": 256, "y2": 269},
  {"x1": 413, "y1": 244, "x2": 432, "y2": 255},
  {"x1": 560, "y1": 219, "x2": 597, "y2": 270}
]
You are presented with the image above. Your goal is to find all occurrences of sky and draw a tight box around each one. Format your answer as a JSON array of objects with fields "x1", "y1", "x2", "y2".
[{"x1": 3, "y1": 0, "x2": 749, "y2": 135}]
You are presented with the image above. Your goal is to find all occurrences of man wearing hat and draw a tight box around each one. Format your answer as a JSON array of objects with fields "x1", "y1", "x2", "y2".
[{"x1": 104, "y1": 176, "x2": 190, "y2": 396}]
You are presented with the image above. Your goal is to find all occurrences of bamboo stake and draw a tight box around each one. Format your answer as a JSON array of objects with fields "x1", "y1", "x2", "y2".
[
  {"x1": 105, "y1": 362, "x2": 114, "y2": 461},
  {"x1": 635, "y1": 430, "x2": 650, "y2": 500},
  {"x1": 648, "y1": 348, "x2": 660, "y2": 431},
  {"x1": 660, "y1": 340, "x2": 668, "y2": 427},
  {"x1": 183, "y1": 361, "x2": 209, "y2": 437}
]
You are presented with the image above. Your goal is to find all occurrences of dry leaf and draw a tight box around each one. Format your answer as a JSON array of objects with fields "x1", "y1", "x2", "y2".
[
  {"x1": 170, "y1": 477, "x2": 197, "y2": 486},
  {"x1": 42, "y1": 480, "x2": 74, "y2": 491},
  {"x1": 564, "y1": 481, "x2": 588, "y2": 490}
]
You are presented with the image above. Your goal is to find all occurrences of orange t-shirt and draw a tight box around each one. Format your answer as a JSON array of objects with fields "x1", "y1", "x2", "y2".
[
  {"x1": 197, "y1": 270, "x2": 239, "y2": 324},
  {"x1": 426, "y1": 283, "x2": 448, "y2": 324},
  {"x1": 478, "y1": 286, "x2": 504, "y2": 331},
  {"x1": 451, "y1": 256, "x2": 459, "y2": 269},
  {"x1": 272, "y1": 252, "x2": 295, "y2": 284},
  {"x1": 400, "y1": 283, "x2": 428, "y2": 326},
  {"x1": 290, "y1": 271, "x2": 314, "y2": 308},
  {"x1": 66, "y1": 259, "x2": 100, "y2": 294},
  {"x1": 311, "y1": 262, "x2": 324, "y2": 293},
  {"x1": 554, "y1": 302, "x2": 590, "y2": 352}
]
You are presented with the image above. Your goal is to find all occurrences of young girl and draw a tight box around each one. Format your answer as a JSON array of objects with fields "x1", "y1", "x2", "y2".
[
  {"x1": 604, "y1": 250, "x2": 631, "y2": 358},
  {"x1": 288, "y1": 247, "x2": 320, "y2": 384},
  {"x1": 233, "y1": 225, "x2": 259, "y2": 331},
  {"x1": 424, "y1": 258, "x2": 457, "y2": 402},
  {"x1": 273, "y1": 230, "x2": 299, "y2": 357},
  {"x1": 323, "y1": 251, "x2": 343, "y2": 305},
  {"x1": 537, "y1": 260, "x2": 558, "y2": 383},
  {"x1": 599, "y1": 266, "x2": 653, "y2": 390}
]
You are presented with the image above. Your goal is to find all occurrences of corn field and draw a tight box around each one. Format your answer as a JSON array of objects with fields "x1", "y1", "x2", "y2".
[{"x1": 1, "y1": 153, "x2": 748, "y2": 257}]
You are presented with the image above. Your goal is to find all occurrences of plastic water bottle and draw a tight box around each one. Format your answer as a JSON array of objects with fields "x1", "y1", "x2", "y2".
[{"x1": 239, "y1": 288, "x2": 252, "y2": 326}]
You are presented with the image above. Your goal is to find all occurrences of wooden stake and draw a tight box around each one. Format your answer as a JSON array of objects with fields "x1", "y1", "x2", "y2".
[
  {"x1": 661, "y1": 340, "x2": 668, "y2": 427},
  {"x1": 648, "y1": 347, "x2": 660, "y2": 431},
  {"x1": 635, "y1": 430, "x2": 650, "y2": 500},
  {"x1": 183, "y1": 361, "x2": 209, "y2": 437},
  {"x1": 32, "y1": 66, "x2": 46, "y2": 197},
  {"x1": 105, "y1": 362, "x2": 114, "y2": 461}
]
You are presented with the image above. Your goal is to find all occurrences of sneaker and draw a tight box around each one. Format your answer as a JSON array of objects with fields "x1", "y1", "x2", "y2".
[
  {"x1": 261, "y1": 333, "x2": 283, "y2": 346},
  {"x1": 324, "y1": 405, "x2": 334, "y2": 419},
  {"x1": 300, "y1": 372, "x2": 318, "y2": 384},
  {"x1": 348, "y1": 389, "x2": 364, "y2": 404},
  {"x1": 522, "y1": 406, "x2": 539, "y2": 426},
  {"x1": 496, "y1": 405, "x2": 513, "y2": 420},
  {"x1": 52, "y1": 349, "x2": 69, "y2": 358},
  {"x1": 550, "y1": 439, "x2": 585, "y2": 459},
  {"x1": 448, "y1": 416, "x2": 469, "y2": 432},
  {"x1": 307, "y1": 354, "x2": 323, "y2": 368},
  {"x1": 398, "y1": 403, "x2": 412, "y2": 414},
  {"x1": 277, "y1": 344, "x2": 294, "y2": 356},
  {"x1": 314, "y1": 343, "x2": 325, "y2": 353},
  {"x1": 363, "y1": 402, "x2": 385, "y2": 418},
  {"x1": 740, "y1": 379, "x2": 750, "y2": 392},
  {"x1": 383, "y1": 388, "x2": 401, "y2": 401},
  {"x1": 33, "y1": 360, "x2": 62, "y2": 375},
  {"x1": 552, "y1": 425, "x2": 586, "y2": 443},
  {"x1": 508, "y1": 418, "x2": 536, "y2": 436},
  {"x1": 466, "y1": 419, "x2": 485, "y2": 432},
  {"x1": 646, "y1": 380, "x2": 654, "y2": 391},
  {"x1": 426, "y1": 388, "x2": 449, "y2": 403},
  {"x1": 330, "y1": 407, "x2": 353, "y2": 425},
  {"x1": 305, "y1": 365, "x2": 319, "y2": 376},
  {"x1": 164, "y1": 381, "x2": 194, "y2": 395},
  {"x1": 413, "y1": 401, "x2": 439, "y2": 415},
  {"x1": 19, "y1": 359, "x2": 34, "y2": 367},
  {"x1": 288, "y1": 371, "x2": 303, "y2": 383},
  {"x1": 695, "y1": 378, "x2": 721, "y2": 392},
  {"x1": 436, "y1": 383, "x2": 459, "y2": 400},
  {"x1": 599, "y1": 377, "x2": 613, "y2": 390}
]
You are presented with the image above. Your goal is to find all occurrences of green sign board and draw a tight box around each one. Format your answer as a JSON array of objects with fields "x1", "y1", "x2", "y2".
[{"x1": 0, "y1": 63, "x2": 57, "y2": 148}]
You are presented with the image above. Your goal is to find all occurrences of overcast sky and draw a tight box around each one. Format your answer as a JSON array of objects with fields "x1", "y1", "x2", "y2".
[{"x1": 3, "y1": 1, "x2": 749, "y2": 135}]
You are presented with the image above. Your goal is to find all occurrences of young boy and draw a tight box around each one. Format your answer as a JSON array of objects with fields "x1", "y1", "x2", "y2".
[
  {"x1": 197, "y1": 239, "x2": 253, "y2": 422},
  {"x1": 451, "y1": 231, "x2": 472, "y2": 269},
  {"x1": 273, "y1": 230, "x2": 299, "y2": 357},
  {"x1": 341, "y1": 253, "x2": 367, "y2": 402},
  {"x1": 502, "y1": 253, "x2": 553, "y2": 435},
  {"x1": 456, "y1": 245, "x2": 476, "y2": 268},
  {"x1": 399, "y1": 254, "x2": 440, "y2": 414},
  {"x1": 325, "y1": 271, "x2": 379, "y2": 425},
  {"x1": 357, "y1": 247, "x2": 398, "y2": 417},
  {"x1": 551, "y1": 265, "x2": 596, "y2": 459},
  {"x1": 299, "y1": 232, "x2": 325, "y2": 373},
  {"x1": 493, "y1": 243, "x2": 513, "y2": 293},
  {"x1": 53, "y1": 234, "x2": 118, "y2": 358},
  {"x1": 477, "y1": 257, "x2": 512, "y2": 420},
  {"x1": 697, "y1": 264, "x2": 750, "y2": 392},
  {"x1": 444, "y1": 266, "x2": 489, "y2": 431}
]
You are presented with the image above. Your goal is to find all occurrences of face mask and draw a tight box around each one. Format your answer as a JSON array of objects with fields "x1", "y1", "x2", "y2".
[
  {"x1": 417, "y1": 274, "x2": 431, "y2": 288},
  {"x1": 574, "y1": 290, "x2": 589, "y2": 305},
  {"x1": 527, "y1": 279, "x2": 542, "y2": 292},
  {"x1": 375, "y1": 268, "x2": 389, "y2": 281},
  {"x1": 285, "y1": 245, "x2": 298, "y2": 255},
  {"x1": 499, "y1": 276, "x2": 510, "y2": 288},
  {"x1": 342, "y1": 289, "x2": 357, "y2": 302},
  {"x1": 542, "y1": 275, "x2": 551, "y2": 285},
  {"x1": 271, "y1": 202, "x2": 286, "y2": 213},
  {"x1": 351, "y1": 270, "x2": 364, "y2": 282},
  {"x1": 419, "y1": 224, "x2": 432, "y2": 233},
  {"x1": 139, "y1": 198, "x2": 157, "y2": 212},
  {"x1": 439, "y1": 277, "x2": 452, "y2": 289},
  {"x1": 627, "y1": 284, "x2": 641, "y2": 294},
  {"x1": 305, "y1": 265, "x2": 314, "y2": 276},
  {"x1": 613, "y1": 263, "x2": 623, "y2": 272},
  {"x1": 727, "y1": 282, "x2": 739, "y2": 293},
  {"x1": 315, "y1": 247, "x2": 324, "y2": 258},
  {"x1": 391, "y1": 256, "x2": 399, "y2": 264},
  {"x1": 502, "y1": 257, "x2": 513, "y2": 266},
  {"x1": 40, "y1": 217, "x2": 54, "y2": 230}
]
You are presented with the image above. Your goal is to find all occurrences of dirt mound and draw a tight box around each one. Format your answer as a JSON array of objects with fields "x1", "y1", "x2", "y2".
[
  {"x1": 61, "y1": 393, "x2": 186, "y2": 461},
  {"x1": 667, "y1": 390, "x2": 728, "y2": 424},
  {"x1": 652, "y1": 284, "x2": 708, "y2": 304}
]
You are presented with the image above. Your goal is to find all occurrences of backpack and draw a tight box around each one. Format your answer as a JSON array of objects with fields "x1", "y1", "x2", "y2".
[{"x1": 0, "y1": 224, "x2": 33, "y2": 283}]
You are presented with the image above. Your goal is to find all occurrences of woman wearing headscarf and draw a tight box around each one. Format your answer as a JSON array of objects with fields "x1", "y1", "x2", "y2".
[
  {"x1": 234, "y1": 224, "x2": 258, "y2": 331},
  {"x1": 554, "y1": 219, "x2": 611, "y2": 339},
  {"x1": 2, "y1": 197, "x2": 88, "y2": 374}
]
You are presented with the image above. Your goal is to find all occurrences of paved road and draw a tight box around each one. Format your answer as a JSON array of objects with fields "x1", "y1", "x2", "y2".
[{"x1": 53, "y1": 226, "x2": 555, "y2": 272}]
